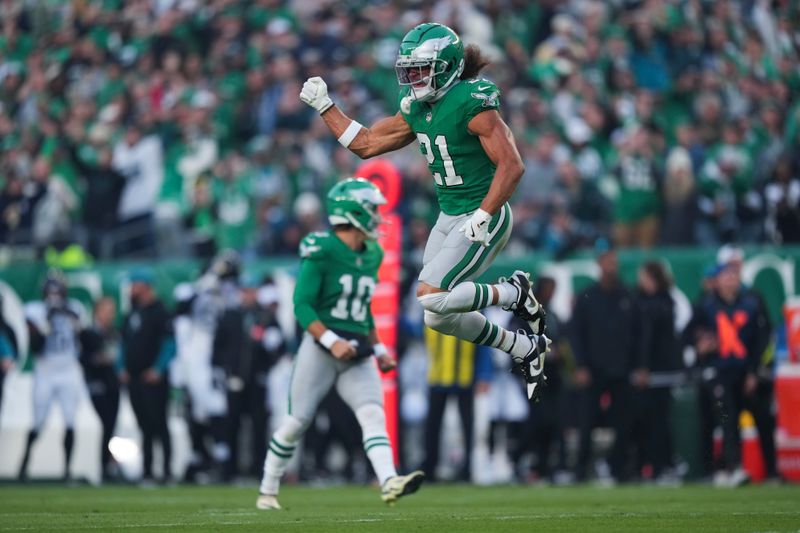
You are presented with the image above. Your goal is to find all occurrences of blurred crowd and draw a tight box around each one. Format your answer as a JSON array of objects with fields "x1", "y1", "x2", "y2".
[
  {"x1": 1, "y1": 0, "x2": 799, "y2": 262},
  {"x1": 0, "y1": 244, "x2": 787, "y2": 487}
]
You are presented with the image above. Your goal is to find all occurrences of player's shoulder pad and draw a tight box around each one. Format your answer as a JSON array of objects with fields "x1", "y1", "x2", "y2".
[
  {"x1": 462, "y1": 77, "x2": 501, "y2": 110},
  {"x1": 299, "y1": 231, "x2": 332, "y2": 260},
  {"x1": 397, "y1": 87, "x2": 422, "y2": 117}
]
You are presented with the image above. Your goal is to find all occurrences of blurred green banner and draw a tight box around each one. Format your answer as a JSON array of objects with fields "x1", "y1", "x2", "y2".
[{"x1": 1, "y1": 245, "x2": 798, "y2": 325}]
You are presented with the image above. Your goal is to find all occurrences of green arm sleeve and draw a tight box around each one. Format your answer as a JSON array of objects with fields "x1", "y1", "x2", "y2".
[{"x1": 293, "y1": 258, "x2": 324, "y2": 331}]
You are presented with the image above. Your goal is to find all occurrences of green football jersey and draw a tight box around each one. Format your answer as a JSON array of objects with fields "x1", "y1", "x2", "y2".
[
  {"x1": 400, "y1": 78, "x2": 501, "y2": 216},
  {"x1": 613, "y1": 154, "x2": 661, "y2": 223},
  {"x1": 293, "y1": 230, "x2": 383, "y2": 336}
]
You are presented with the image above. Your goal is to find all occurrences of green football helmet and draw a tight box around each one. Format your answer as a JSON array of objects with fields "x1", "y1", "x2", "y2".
[
  {"x1": 326, "y1": 178, "x2": 387, "y2": 239},
  {"x1": 395, "y1": 22, "x2": 465, "y2": 103}
]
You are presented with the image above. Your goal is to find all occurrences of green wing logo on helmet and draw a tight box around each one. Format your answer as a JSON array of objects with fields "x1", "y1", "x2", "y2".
[
  {"x1": 326, "y1": 178, "x2": 387, "y2": 239},
  {"x1": 423, "y1": 35, "x2": 457, "y2": 52},
  {"x1": 396, "y1": 23, "x2": 465, "y2": 104}
]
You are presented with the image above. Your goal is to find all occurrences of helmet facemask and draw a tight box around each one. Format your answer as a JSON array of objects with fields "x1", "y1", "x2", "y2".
[
  {"x1": 342, "y1": 203, "x2": 383, "y2": 239},
  {"x1": 395, "y1": 31, "x2": 464, "y2": 103},
  {"x1": 395, "y1": 57, "x2": 451, "y2": 102}
]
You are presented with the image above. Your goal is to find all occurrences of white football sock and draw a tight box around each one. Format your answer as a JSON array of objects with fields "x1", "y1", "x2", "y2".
[
  {"x1": 259, "y1": 416, "x2": 304, "y2": 495},
  {"x1": 355, "y1": 404, "x2": 397, "y2": 485},
  {"x1": 418, "y1": 281, "x2": 517, "y2": 314},
  {"x1": 423, "y1": 310, "x2": 533, "y2": 360},
  {"x1": 494, "y1": 280, "x2": 520, "y2": 307}
]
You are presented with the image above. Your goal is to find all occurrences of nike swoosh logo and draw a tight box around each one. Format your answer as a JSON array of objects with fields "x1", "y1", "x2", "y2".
[
  {"x1": 528, "y1": 357, "x2": 543, "y2": 377},
  {"x1": 477, "y1": 85, "x2": 490, "y2": 90}
]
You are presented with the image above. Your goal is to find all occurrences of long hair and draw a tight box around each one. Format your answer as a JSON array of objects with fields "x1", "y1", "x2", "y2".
[
  {"x1": 642, "y1": 260, "x2": 673, "y2": 294},
  {"x1": 460, "y1": 44, "x2": 490, "y2": 80}
]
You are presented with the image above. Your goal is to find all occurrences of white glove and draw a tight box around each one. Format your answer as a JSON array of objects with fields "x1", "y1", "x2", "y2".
[
  {"x1": 299, "y1": 76, "x2": 334, "y2": 114},
  {"x1": 459, "y1": 208, "x2": 493, "y2": 247}
]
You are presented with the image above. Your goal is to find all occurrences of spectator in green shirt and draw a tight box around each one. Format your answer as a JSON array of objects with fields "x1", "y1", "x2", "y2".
[{"x1": 612, "y1": 126, "x2": 662, "y2": 249}]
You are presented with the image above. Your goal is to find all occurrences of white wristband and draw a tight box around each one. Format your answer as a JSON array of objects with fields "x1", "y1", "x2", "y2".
[
  {"x1": 337, "y1": 120, "x2": 363, "y2": 148},
  {"x1": 319, "y1": 330, "x2": 341, "y2": 350},
  {"x1": 372, "y1": 343, "x2": 388, "y2": 357}
]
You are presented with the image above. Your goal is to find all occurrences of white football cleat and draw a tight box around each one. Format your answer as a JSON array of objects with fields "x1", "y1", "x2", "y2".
[
  {"x1": 728, "y1": 468, "x2": 750, "y2": 488},
  {"x1": 381, "y1": 471, "x2": 425, "y2": 503},
  {"x1": 256, "y1": 493, "x2": 282, "y2": 510},
  {"x1": 512, "y1": 333, "x2": 549, "y2": 402}
]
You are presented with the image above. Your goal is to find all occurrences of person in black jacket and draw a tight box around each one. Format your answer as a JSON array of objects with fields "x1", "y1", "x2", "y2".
[
  {"x1": 0, "y1": 173, "x2": 45, "y2": 245},
  {"x1": 570, "y1": 245, "x2": 638, "y2": 482},
  {"x1": 684, "y1": 256, "x2": 774, "y2": 486},
  {"x1": 80, "y1": 297, "x2": 121, "y2": 482},
  {"x1": 213, "y1": 276, "x2": 285, "y2": 480},
  {"x1": 63, "y1": 126, "x2": 126, "y2": 259},
  {"x1": 634, "y1": 261, "x2": 681, "y2": 480},
  {"x1": 119, "y1": 270, "x2": 176, "y2": 484}
]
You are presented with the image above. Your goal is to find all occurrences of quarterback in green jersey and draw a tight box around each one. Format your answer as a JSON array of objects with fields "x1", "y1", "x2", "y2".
[
  {"x1": 300, "y1": 23, "x2": 549, "y2": 400},
  {"x1": 257, "y1": 179, "x2": 424, "y2": 510}
]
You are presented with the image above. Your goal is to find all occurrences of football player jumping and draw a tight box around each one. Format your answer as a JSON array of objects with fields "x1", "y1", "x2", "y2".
[
  {"x1": 299, "y1": 23, "x2": 548, "y2": 400},
  {"x1": 257, "y1": 179, "x2": 424, "y2": 510}
]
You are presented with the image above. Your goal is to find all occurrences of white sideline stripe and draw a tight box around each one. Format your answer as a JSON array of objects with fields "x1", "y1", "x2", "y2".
[
  {"x1": 5, "y1": 510, "x2": 799, "y2": 530},
  {"x1": 776, "y1": 363, "x2": 800, "y2": 377}
]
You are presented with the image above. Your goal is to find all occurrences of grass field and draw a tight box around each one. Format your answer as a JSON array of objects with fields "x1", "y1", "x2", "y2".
[{"x1": 1, "y1": 484, "x2": 799, "y2": 532}]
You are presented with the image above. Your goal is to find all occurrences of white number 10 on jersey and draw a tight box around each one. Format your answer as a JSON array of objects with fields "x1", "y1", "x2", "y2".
[
  {"x1": 417, "y1": 133, "x2": 463, "y2": 187},
  {"x1": 331, "y1": 274, "x2": 376, "y2": 322}
]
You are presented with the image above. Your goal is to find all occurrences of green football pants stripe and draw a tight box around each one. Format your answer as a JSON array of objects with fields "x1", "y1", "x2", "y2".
[
  {"x1": 441, "y1": 241, "x2": 482, "y2": 290},
  {"x1": 444, "y1": 204, "x2": 510, "y2": 290},
  {"x1": 451, "y1": 204, "x2": 511, "y2": 288},
  {"x1": 363, "y1": 436, "x2": 390, "y2": 446}
]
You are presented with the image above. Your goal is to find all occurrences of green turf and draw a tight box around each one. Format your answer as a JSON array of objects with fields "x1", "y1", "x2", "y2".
[{"x1": 0, "y1": 484, "x2": 798, "y2": 532}]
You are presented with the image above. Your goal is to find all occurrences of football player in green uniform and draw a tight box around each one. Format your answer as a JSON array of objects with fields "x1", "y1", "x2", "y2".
[
  {"x1": 299, "y1": 23, "x2": 548, "y2": 400},
  {"x1": 257, "y1": 179, "x2": 424, "y2": 510}
]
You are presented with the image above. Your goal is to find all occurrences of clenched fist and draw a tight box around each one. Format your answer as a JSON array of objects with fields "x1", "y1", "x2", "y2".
[{"x1": 299, "y1": 76, "x2": 334, "y2": 114}]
